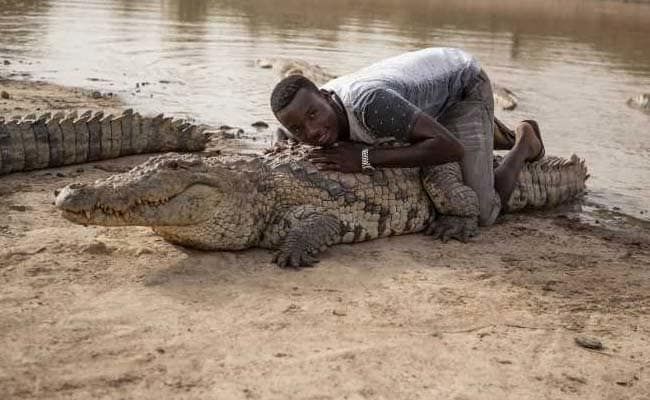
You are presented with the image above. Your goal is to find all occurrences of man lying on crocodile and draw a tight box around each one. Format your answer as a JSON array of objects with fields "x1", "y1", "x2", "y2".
[
  {"x1": 270, "y1": 47, "x2": 545, "y2": 238},
  {"x1": 53, "y1": 48, "x2": 588, "y2": 269}
]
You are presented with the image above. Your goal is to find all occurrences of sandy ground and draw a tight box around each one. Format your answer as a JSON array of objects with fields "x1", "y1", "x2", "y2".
[{"x1": 0, "y1": 79, "x2": 649, "y2": 400}]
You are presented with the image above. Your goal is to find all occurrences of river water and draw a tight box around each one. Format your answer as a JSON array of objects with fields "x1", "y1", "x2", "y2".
[{"x1": 1, "y1": 0, "x2": 649, "y2": 220}]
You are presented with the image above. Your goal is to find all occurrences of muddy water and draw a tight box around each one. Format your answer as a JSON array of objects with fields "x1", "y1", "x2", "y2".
[{"x1": 0, "y1": 0, "x2": 649, "y2": 219}]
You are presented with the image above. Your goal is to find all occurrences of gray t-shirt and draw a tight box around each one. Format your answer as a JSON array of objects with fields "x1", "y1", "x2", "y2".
[{"x1": 322, "y1": 47, "x2": 481, "y2": 144}]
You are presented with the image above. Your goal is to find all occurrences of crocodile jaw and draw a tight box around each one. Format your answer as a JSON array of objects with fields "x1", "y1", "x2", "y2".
[{"x1": 57, "y1": 183, "x2": 221, "y2": 226}]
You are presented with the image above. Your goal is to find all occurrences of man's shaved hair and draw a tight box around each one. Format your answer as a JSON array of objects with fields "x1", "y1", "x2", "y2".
[{"x1": 270, "y1": 75, "x2": 319, "y2": 115}]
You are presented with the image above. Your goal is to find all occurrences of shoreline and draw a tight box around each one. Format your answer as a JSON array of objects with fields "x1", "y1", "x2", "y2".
[
  {"x1": 1, "y1": 77, "x2": 649, "y2": 399},
  {"x1": 0, "y1": 77, "x2": 124, "y2": 118}
]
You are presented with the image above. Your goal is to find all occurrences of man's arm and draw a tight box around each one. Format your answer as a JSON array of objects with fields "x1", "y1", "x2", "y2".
[
  {"x1": 309, "y1": 88, "x2": 464, "y2": 172},
  {"x1": 368, "y1": 112, "x2": 464, "y2": 168},
  {"x1": 309, "y1": 112, "x2": 464, "y2": 172}
]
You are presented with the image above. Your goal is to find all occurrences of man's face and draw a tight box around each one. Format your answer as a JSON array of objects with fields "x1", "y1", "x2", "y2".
[{"x1": 275, "y1": 88, "x2": 339, "y2": 147}]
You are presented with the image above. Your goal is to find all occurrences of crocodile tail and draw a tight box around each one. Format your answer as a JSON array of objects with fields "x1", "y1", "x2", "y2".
[
  {"x1": 502, "y1": 155, "x2": 589, "y2": 212},
  {"x1": 0, "y1": 110, "x2": 209, "y2": 175}
]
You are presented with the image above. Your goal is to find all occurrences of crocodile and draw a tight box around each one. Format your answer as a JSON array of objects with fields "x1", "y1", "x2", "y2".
[
  {"x1": 55, "y1": 142, "x2": 588, "y2": 268},
  {"x1": 627, "y1": 93, "x2": 650, "y2": 114},
  {"x1": 0, "y1": 110, "x2": 208, "y2": 175}
]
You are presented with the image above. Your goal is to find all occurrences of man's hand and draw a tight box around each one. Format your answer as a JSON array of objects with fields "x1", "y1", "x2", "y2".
[{"x1": 308, "y1": 142, "x2": 365, "y2": 173}]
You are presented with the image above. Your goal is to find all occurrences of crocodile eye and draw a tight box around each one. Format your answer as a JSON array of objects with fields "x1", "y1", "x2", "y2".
[{"x1": 168, "y1": 161, "x2": 179, "y2": 169}]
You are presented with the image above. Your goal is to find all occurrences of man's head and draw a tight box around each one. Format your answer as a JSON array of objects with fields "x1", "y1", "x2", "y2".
[{"x1": 270, "y1": 75, "x2": 340, "y2": 146}]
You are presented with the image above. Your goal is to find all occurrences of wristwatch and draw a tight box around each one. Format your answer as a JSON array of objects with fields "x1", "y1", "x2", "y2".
[{"x1": 361, "y1": 148, "x2": 375, "y2": 174}]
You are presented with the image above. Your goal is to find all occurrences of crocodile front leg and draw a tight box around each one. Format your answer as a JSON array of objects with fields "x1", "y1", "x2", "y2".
[
  {"x1": 421, "y1": 163, "x2": 480, "y2": 242},
  {"x1": 269, "y1": 206, "x2": 342, "y2": 268}
]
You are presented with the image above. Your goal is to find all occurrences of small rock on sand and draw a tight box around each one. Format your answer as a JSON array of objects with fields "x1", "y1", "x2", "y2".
[
  {"x1": 1, "y1": 91, "x2": 10, "y2": 99},
  {"x1": 574, "y1": 336, "x2": 603, "y2": 350},
  {"x1": 3, "y1": 60, "x2": 10, "y2": 65},
  {"x1": 134, "y1": 247, "x2": 153, "y2": 256},
  {"x1": 91, "y1": 91, "x2": 102, "y2": 99},
  {"x1": 82, "y1": 241, "x2": 114, "y2": 255}
]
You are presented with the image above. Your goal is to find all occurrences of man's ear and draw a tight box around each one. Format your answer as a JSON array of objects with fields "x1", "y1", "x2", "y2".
[{"x1": 319, "y1": 88, "x2": 332, "y2": 98}]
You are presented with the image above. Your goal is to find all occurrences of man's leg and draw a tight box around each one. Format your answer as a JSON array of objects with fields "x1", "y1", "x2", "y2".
[
  {"x1": 438, "y1": 70, "x2": 500, "y2": 226},
  {"x1": 493, "y1": 122, "x2": 543, "y2": 207},
  {"x1": 493, "y1": 117, "x2": 516, "y2": 150}
]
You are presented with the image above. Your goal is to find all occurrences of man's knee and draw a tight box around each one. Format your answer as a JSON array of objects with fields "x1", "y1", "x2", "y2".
[{"x1": 478, "y1": 195, "x2": 501, "y2": 226}]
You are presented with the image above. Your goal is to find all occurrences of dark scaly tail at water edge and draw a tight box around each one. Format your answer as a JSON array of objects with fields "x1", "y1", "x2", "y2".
[
  {"x1": 0, "y1": 109, "x2": 209, "y2": 175},
  {"x1": 496, "y1": 154, "x2": 589, "y2": 212}
]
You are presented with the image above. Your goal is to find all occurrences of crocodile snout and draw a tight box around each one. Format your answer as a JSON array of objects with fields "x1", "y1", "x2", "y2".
[{"x1": 54, "y1": 183, "x2": 97, "y2": 212}]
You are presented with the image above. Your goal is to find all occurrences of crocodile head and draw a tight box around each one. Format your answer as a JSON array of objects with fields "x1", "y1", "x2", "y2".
[
  {"x1": 55, "y1": 153, "x2": 267, "y2": 249},
  {"x1": 627, "y1": 93, "x2": 650, "y2": 112},
  {"x1": 55, "y1": 153, "x2": 251, "y2": 228}
]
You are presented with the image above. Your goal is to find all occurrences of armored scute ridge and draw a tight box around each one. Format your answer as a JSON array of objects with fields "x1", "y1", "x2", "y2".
[
  {"x1": 504, "y1": 154, "x2": 588, "y2": 211},
  {"x1": 0, "y1": 110, "x2": 209, "y2": 175}
]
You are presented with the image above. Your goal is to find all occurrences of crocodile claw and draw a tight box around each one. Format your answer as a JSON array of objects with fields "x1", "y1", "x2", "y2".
[
  {"x1": 272, "y1": 207, "x2": 340, "y2": 269},
  {"x1": 425, "y1": 215, "x2": 479, "y2": 243},
  {"x1": 272, "y1": 250, "x2": 320, "y2": 269}
]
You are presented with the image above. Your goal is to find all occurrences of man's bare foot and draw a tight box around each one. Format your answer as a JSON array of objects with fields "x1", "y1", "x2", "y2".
[
  {"x1": 514, "y1": 121, "x2": 544, "y2": 162},
  {"x1": 494, "y1": 120, "x2": 544, "y2": 206}
]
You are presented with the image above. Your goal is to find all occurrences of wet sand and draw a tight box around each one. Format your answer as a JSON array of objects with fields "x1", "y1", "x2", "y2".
[
  {"x1": 0, "y1": 78, "x2": 122, "y2": 117},
  {"x1": 0, "y1": 79, "x2": 649, "y2": 399}
]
